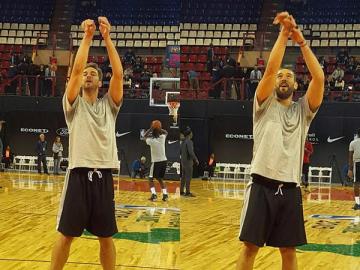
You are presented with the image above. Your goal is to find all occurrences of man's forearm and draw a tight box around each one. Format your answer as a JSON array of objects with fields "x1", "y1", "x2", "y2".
[
  {"x1": 265, "y1": 30, "x2": 288, "y2": 75},
  {"x1": 300, "y1": 45, "x2": 324, "y2": 81},
  {"x1": 104, "y1": 37, "x2": 123, "y2": 78},
  {"x1": 72, "y1": 37, "x2": 92, "y2": 74}
]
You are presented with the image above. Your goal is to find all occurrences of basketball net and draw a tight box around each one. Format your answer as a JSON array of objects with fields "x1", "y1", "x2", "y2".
[{"x1": 167, "y1": 101, "x2": 180, "y2": 125}]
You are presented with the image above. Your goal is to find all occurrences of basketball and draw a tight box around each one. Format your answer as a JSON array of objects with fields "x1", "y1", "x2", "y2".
[{"x1": 151, "y1": 120, "x2": 162, "y2": 130}]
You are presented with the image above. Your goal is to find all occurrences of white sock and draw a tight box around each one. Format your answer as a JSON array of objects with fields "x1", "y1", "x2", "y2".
[
  {"x1": 150, "y1": 187, "x2": 156, "y2": 195},
  {"x1": 355, "y1": 196, "x2": 360, "y2": 205},
  {"x1": 162, "y1": 189, "x2": 168, "y2": 195}
]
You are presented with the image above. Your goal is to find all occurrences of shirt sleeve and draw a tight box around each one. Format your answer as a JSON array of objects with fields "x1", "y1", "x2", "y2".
[
  {"x1": 300, "y1": 96, "x2": 318, "y2": 126},
  {"x1": 62, "y1": 93, "x2": 80, "y2": 123},
  {"x1": 253, "y1": 92, "x2": 274, "y2": 119},
  {"x1": 105, "y1": 93, "x2": 122, "y2": 118},
  {"x1": 349, "y1": 141, "x2": 354, "y2": 152},
  {"x1": 145, "y1": 138, "x2": 153, "y2": 146}
]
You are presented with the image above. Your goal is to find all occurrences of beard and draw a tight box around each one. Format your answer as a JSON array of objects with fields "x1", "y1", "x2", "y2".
[{"x1": 275, "y1": 85, "x2": 294, "y2": 100}]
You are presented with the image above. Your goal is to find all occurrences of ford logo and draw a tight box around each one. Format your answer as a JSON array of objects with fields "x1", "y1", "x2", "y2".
[{"x1": 56, "y1": 128, "x2": 69, "y2": 137}]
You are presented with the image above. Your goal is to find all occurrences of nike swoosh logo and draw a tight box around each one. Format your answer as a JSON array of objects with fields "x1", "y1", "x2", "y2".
[
  {"x1": 116, "y1": 131, "x2": 131, "y2": 137},
  {"x1": 168, "y1": 140, "x2": 178, "y2": 144},
  {"x1": 327, "y1": 136, "x2": 345, "y2": 143}
]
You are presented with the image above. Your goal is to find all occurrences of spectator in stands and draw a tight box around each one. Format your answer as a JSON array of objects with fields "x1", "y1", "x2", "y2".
[
  {"x1": 234, "y1": 64, "x2": 245, "y2": 99},
  {"x1": 210, "y1": 63, "x2": 222, "y2": 99},
  {"x1": 188, "y1": 69, "x2": 199, "y2": 90},
  {"x1": 348, "y1": 128, "x2": 360, "y2": 210},
  {"x1": 36, "y1": 133, "x2": 49, "y2": 174},
  {"x1": 334, "y1": 77, "x2": 345, "y2": 92},
  {"x1": 331, "y1": 65, "x2": 344, "y2": 82},
  {"x1": 180, "y1": 126, "x2": 199, "y2": 197},
  {"x1": 50, "y1": 62, "x2": 58, "y2": 96},
  {"x1": 237, "y1": 12, "x2": 324, "y2": 270},
  {"x1": 225, "y1": 52, "x2": 236, "y2": 68},
  {"x1": 131, "y1": 156, "x2": 147, "y2": 178},
  {"x1": 302, "y1": 139, "x2": 313, "y2": 189},
  {"x1": 353, "y1": 65, "x2": 360, "y2": 85},
  {"x1": 2, "y1": 145, "x2": 14, "y2": 169},
  {"x1": 37, "y1": 65, "x2": 47, "y2": 97},
  {"x1": 123, "y1": 74, "x2": 132, "y2": 89},
  {"x1": 207, "y1": 43, "x2": 214, "y2": 73},
  {"x1": 52, "y1": 136, "x2": 63, "y2": 175},
  {"x1": 45, "y1": 65, "x2": 52, "y2": 96},
  {"x1": 221, "y1": 63, "x2": 235, "y2": 99},
  {"x1": 133, "y1": 57, "x2": 144, "y2": 73},
  {"x1": 249, "y1": 65, "x2": 262, "y2": 100},
  {"x1": 102, "y1": 71, "x2": 112, "y2": 89},
  {"x1": 336, "y1": 49, "x2": 349, "y2": 65},
  {"x1": 124, "y1": 48, "x2": 136, "y2": 65}
]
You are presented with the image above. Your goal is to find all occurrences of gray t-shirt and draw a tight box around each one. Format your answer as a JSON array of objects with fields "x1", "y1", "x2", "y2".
[
  {"x1": 63, "y1": 93, "x2": 121, "y2": 169},
  {"x1": 146, "y1": 134, "x2": 167, "y2": 162},
  {"x1": 251, "y1": 94, "x2": 316, "y2": 184},
  {"x1": 349, "y1": 138, "x2": 360, "y2": 162}
]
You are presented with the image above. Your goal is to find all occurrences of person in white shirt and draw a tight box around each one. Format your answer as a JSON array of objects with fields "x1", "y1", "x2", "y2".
[
  {"x1": 143, "y1": 120, "x2": 169, "y2": 202},
  {"x1": 348, "y1": 129, "x2": 360, "y2": 210}
]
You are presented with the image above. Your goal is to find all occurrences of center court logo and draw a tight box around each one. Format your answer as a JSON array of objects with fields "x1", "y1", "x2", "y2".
[
  {"x1": 56, "y1": 128, "x2": 69, "y2": 137},
  {"x1": 20, "y1": 128, "x2": 49, "y2": 134},
  {"x1": 225, "y1": 134, "x2": 253, "y2": 140}
]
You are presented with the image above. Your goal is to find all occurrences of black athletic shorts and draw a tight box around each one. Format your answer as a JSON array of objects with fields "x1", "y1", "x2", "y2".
[
  {"x1": 239, "y1": 174, "x2": 307, "y2": 247},
  {"x1": 149, "y1": 161, "x2": 167, "y2": 180},
  {"x1": 57, "y1": 168, "x2": 118, "y2": 237},
  {"x1": 354, "y1": 161, "x2": 360, "y2": 182}
]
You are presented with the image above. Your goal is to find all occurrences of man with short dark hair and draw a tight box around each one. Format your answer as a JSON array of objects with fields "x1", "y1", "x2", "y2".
[
  {"x1": 237, "y1": 12, "x2": 324, "y2": 270},
  {"x1": 50, "y1": 16, "x2": 123, "y2": 270},
  {"x1": 348, "y1": 128, "x2": 360, "y2": 210}
]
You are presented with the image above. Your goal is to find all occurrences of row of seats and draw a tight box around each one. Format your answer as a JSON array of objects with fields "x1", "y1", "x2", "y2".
[
  {"x1": 180, "y1": 23, "x2": 257, "y2": 31},
  {"x1": 181, "y1": 30, "x2": 255, "y2": 39},
  {"x1": 0, "y1": 37, "x2": 48, "y2": 45},
  {"x1": 0, "y1": 23, "x2": 50, "y2": 31},
  {"x1": 180, "y1": 38, "x2": 252, "y2": 47},
  {"x1": 72, "y1": 39, "x2": 177, "y2": 48},
  {"x1": 1, "y1": 30, "x2": 49, "y2": 38},
  {"x1": 71, "y1": 25, "x2": 179, "y2": 33},
  {"x1": 72, "y1": 32, "x2": 179, "y2": 41},
  {"x1": 287, "y1": 39, "x2": 360, "y2": 48}
]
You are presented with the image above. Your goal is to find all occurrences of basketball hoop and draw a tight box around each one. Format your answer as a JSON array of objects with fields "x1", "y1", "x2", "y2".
[{"x1": 167, "y1": 101, "x2": 180, "y2": 125}]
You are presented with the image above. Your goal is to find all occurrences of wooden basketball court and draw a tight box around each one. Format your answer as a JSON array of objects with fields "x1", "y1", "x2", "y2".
[
  {"x1": 0, "y1": 172, "x2": 180, "y2": 270},
  {"x1": 0, "y1": 172, "x2": 359, "y2": 269},
  {"x1": 180, "y1": 180, "x2": 360, "y2": 270}
]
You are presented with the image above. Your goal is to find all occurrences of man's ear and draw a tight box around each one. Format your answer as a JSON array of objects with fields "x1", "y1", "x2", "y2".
[
  {"x1": 98, "y1": 81, "x2": 102, "y2": 88},
  {"x1": 293, "y1": 81, "x2": 298, "y2": 91}
]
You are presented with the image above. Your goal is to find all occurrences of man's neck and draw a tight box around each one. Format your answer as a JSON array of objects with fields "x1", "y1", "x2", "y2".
[
  {"x1": 276, "y1": 96, "x2": 293, "y2": 107},
  {"x1": 83, "y1": 89, "x2": 98, "y2": 104}
]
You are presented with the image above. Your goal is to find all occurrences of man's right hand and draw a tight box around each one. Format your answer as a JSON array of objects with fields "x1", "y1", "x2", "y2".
[
  {"x1": 348, "y1": 169, "x2": 353, "y2": 179},
  {"x1": 81, "y1": 19, "x2": 96, "y2": 39}
]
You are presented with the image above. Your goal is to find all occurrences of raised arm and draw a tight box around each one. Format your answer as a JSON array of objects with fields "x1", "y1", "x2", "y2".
[
  {"x1": 290, "y1": 23, "x2": 324, "y2": 112},
  {"x1": 98, "y1": 17, "x2": 123, "y2": 106},
  {"x1": 256, "y1": 27, "x2": 290, "y2": 104},
  {"x1": 66, "y1": 19, "x2": 95, "y2": 105}
]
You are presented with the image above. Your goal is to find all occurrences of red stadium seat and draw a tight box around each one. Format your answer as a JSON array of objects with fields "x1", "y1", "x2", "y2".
[
  {"x1": 194, "y1": 63, "x2": 205, "y2": 71},
  {"x1": 180, "y1": 54, "x2": 188, "y2": 63},
  {"x1": 201, "y1": 81, "x2": 211, "y2": 89},
  {"x1": 181, "y1": 72, "x2": 188, "y2": 81},
  {"x1": 185, "y1": 63, "x2": 195, "y2": 71},
  {"x1": 201, "y1": 72, "x2": 212, "y2": 81},
  {"x1": 180, "y1": 80, "x2": 189, "y2": 89},
  {"x1": 189, "y1": 54, "x2": 197, "y2": 62},
  {"x1": 145, "y1": 56, "x2": 156, "y2": 64},
  {"x1": 155, "y1": 57, "x2": 163, "y2": 64},
  {"x1": 181, "y1": 46, "x2": 190, "y2": 54},
  {"x1": 198, "y1": 54, "x2": 207, "y2": 63},
  {"x1": 191, "y1": 46, "x2": 201, "y2": 54}
]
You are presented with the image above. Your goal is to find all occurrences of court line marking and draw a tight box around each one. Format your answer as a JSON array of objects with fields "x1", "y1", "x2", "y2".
[
  {"x1": 0, "y1": 258, "x2": 179, "y2": 270},
  {"x1": 117, "y1": 204, "x2": 180, "y2": 212}
]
